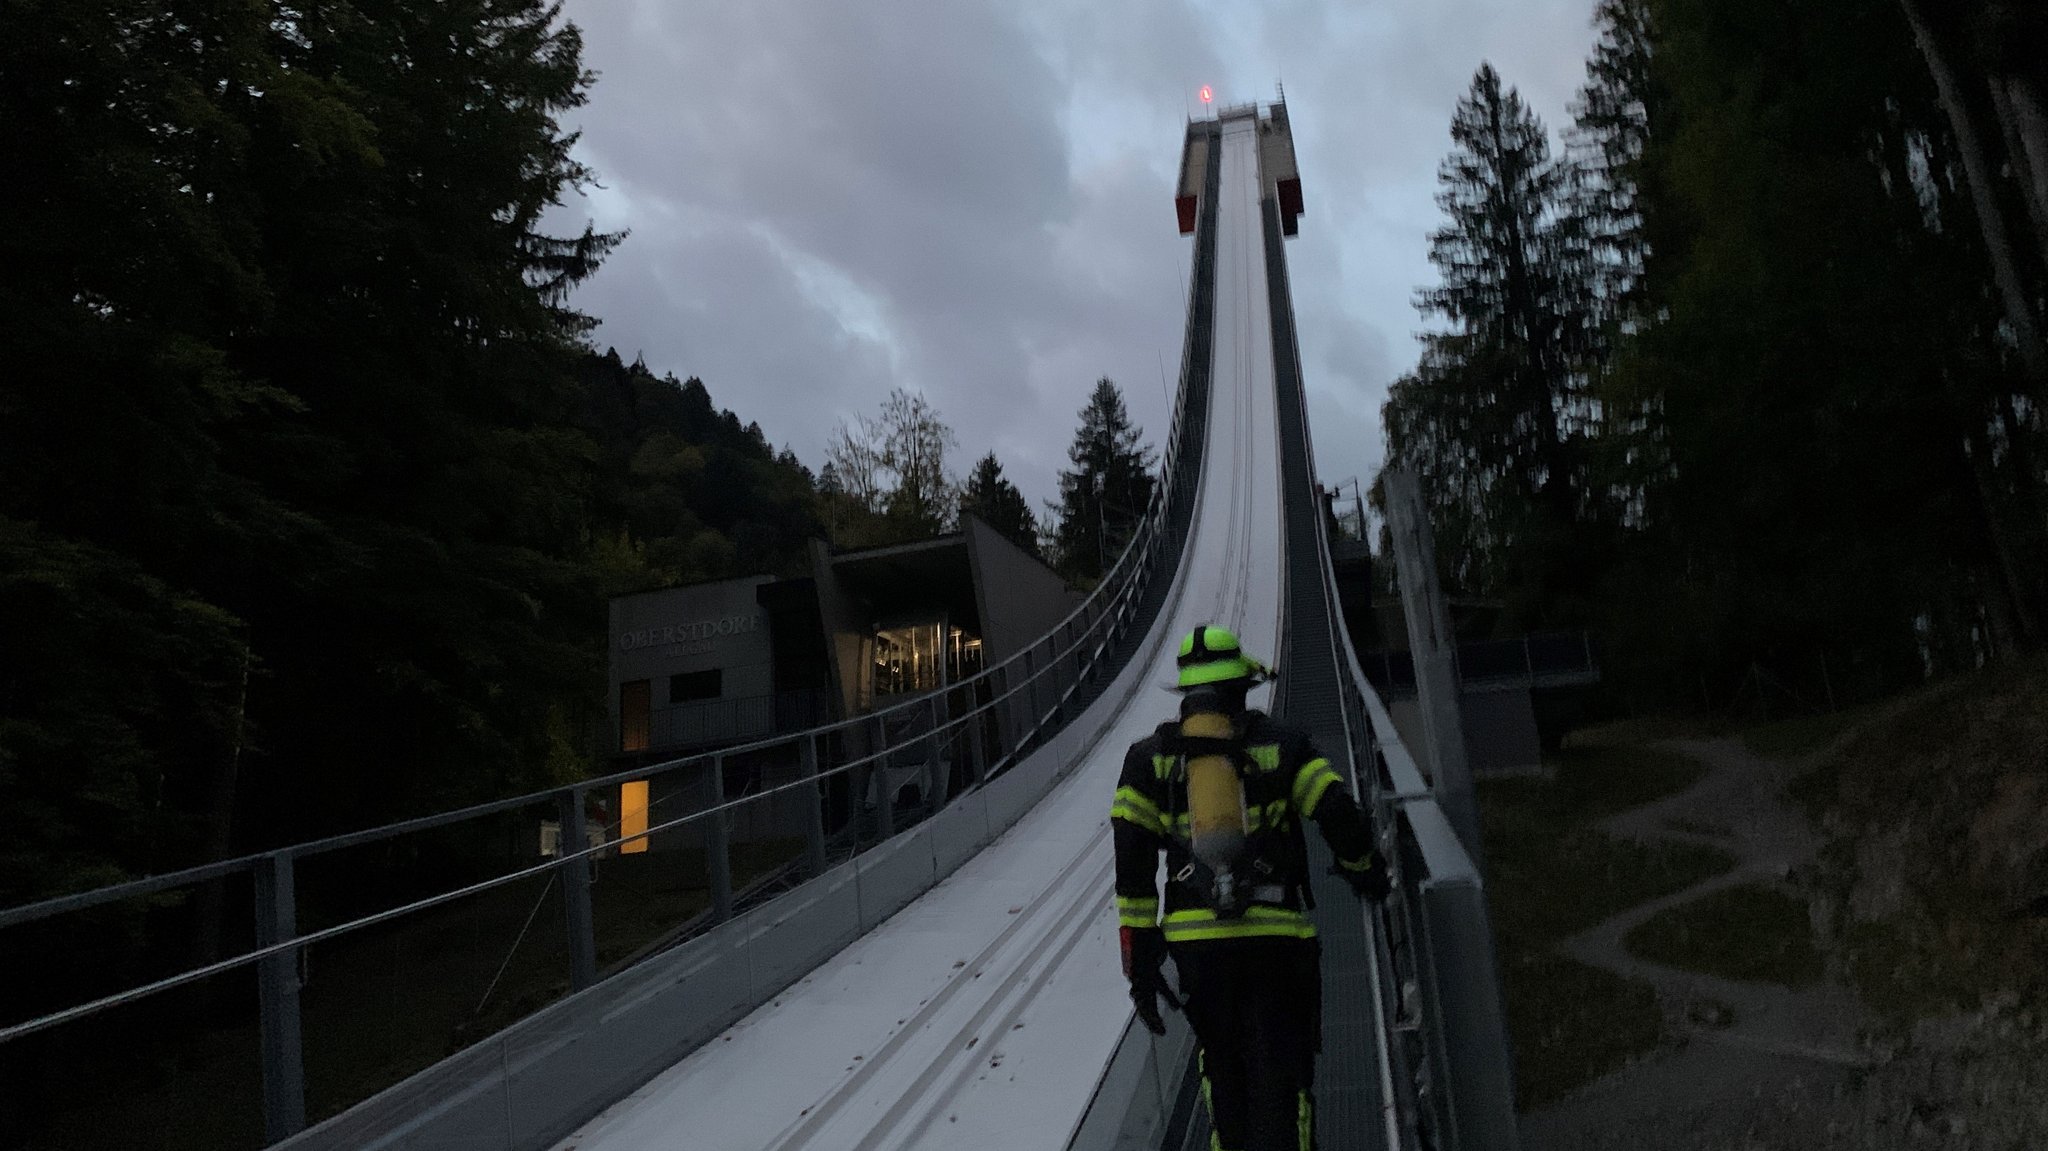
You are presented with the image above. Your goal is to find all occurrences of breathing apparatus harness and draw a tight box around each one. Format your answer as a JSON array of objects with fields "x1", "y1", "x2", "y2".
[{"x1": 1166, "y1": 625, "x2": 1297, "y2": 919}]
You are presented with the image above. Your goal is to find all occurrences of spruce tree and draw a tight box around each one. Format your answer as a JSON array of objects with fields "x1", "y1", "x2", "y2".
[
  {"x1": 1569, "y1": 0, "x2": 1668, "y2": 544},
  {"x1": 1386, "y1": 64, "x2": 1595, "y2": 620},
  {"x1": 960, "y1": 453, "x2": 1041, "y2": 558},
  {"x1": 1051, "y1": 379, "x2": 1155, "y2": 581},
  {"x1": 1421, "y1": 64, "x2": 1592, "y2": 509},
  {"x1": 1570, "y1": 0, "x2": 1658, "y2": 317}
]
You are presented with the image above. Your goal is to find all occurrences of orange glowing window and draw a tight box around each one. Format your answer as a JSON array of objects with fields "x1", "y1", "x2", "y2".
[{"x1": 620, "y1": 780, "x2": 649, "y2": 854}]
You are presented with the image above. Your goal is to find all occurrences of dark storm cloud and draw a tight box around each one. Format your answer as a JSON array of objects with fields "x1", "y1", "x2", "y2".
[{"x1": 551, "y1": 0, "x2": 1600, "y2": 507}]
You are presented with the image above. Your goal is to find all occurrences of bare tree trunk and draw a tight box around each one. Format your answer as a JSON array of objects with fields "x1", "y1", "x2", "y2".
[
  {"x1": 189, "y1": 642, "x2": 253, "y2": 970},
  {"x1": 1899, "y1": 0, "x2": 2048, "y2": 382},
  {"x1": 2007, "y1": 75, "x2": 2048, "y2": 233},
  {"x1": 1999, "y1": 388, "x2": 2048, "y2": 539},
  {"x1": 1974, "y1": 564, "x2": 2021, "y2": 660},
  {"x1": 1964, "y1": 413, "x2": 2042, "y2": 644},
  {"x1": 1988, "y1": 76, "x2": 2048, "y2": 274}
]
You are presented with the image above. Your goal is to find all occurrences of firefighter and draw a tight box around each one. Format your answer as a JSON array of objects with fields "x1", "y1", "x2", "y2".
[{"x1": 1111, "y1": 624, "x2": 1391, "y2": 1151}]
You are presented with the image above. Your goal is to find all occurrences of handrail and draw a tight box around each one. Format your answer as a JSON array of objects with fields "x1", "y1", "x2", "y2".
[
  {"x1": 1, "y1": 458, "x2": 1182, "y2": 937},
  {"x1": 1297, "y1": 451, "x2": 1418, "y2": 1151},
  {"x1": 0, "y1": 460, "x2": 1174, "y2": 933},
  {"x1": 1252, "y1": 167, "x2": 1420, "y2": 1151},
  {"x1": 0, "y1": 682, "x2": 1022, "y2": 1046},
  {"x1": 1306, "y1": 478, "x2": 1520, "y2": 1151},
  {"x1": 0, "y1": 111, "x2": 1236, "y2": 1151}
]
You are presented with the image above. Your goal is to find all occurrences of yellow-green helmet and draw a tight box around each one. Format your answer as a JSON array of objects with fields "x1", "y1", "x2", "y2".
[{"x1": 1176, "y1": 624, "x2": 1265, "y2": 689}]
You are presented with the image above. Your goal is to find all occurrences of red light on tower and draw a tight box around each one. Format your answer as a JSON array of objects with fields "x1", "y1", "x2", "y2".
[{"x1": 1198, "y1": 85, "x2": 1213, "y2": 104}]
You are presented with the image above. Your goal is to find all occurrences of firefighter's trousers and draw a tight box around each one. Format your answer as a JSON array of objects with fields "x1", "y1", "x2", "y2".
[{"x1": 1173, "y1": 936, "x2": 1321, "y2": 1151}]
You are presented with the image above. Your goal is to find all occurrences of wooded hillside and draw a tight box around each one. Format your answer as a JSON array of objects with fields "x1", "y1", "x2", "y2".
[
  {"x1": 1381, "y1": 0, "x2": 2048, "y2": 713},
  {"x1": 0, "y1": 1, "x2": 820, "y2": 905}
]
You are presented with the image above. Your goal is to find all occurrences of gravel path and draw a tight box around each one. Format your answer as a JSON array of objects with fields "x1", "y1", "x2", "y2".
[
  {"x1": 1519, "y1": 736, "x2": 2048, "y2": 1150},
  {"x1": 1521, "y1": 738, "x2": 1876, "y2": 1150},
  {"x1": 1562, "y1": 739, "x2": 1871, "y2": 1064}
]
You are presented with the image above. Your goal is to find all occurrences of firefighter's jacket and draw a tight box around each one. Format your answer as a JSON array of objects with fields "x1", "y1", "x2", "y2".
[{"x1": 1111, "y1": 709, "x2": 1379, "y2": 944}]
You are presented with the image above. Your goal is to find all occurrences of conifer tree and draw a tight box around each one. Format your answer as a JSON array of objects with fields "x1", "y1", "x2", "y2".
[
  {"x1": 960, "y1": 453, "x2": 1040, "y2": 558},
  {"x1": 1570, "y1": 0, "x2": 1658, "y2": 317},
  {"x1": 1569, "y1": 0, "x2": 1668, "y2": 539},
  {"x1": 1421, "y1": 64, "x2": 1593, "y2": 506},
  {"x1": 0, "y1": 0, "x2": 632, "y2": 890},
  {"x1": 1387, "y1": 64, "x2": 1595, "y2": 618},
  {"x1": 1051, "y1": 380, "x2": 1155, "y2": 581}
]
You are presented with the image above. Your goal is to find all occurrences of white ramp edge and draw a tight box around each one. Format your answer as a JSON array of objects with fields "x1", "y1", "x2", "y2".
[{"x1": 549, "y1": 117, "x2": 1284, "y2": 1151}]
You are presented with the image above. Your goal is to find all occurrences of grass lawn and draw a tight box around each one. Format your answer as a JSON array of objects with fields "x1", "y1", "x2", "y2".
[
  {"x1": 1480, "y1": 742, "x2": 1738, "y2": 1110},
  {"x1": 1740, "y1": 706, "x2": 1875, "y2": 761},
  {"x1": 1488, "y1": 741, "x2": 1711, "y2": 824},
  {"x1": 1499, "y1": 940, "x2": 1663, "y2": 1110},
  {"x1": 1623, "y1": 882, "x2": 1824, "y2": 987},
  {"x1": 1483, "y1": 745, "x2": 1736, "y2": 945}
]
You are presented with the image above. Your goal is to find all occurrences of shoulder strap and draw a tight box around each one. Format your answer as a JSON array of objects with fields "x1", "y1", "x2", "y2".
[{"x1": 1161, "y1": 731, "x2": 1242, "y2": 759}]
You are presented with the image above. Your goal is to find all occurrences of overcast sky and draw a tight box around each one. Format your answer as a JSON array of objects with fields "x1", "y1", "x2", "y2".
[{"x1": 549, "y1": 0, "x2": 1601, "y2": 512}]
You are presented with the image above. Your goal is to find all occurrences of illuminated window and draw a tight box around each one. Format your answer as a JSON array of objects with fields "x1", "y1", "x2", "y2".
[
  {"x1": 948, "y1": 627, "x2": 983, "y2": 682},
  {"x1": 872, "y1": 623, "x2": 942, "y2": 697},
  {"x1": 619, "y1": 780, "x2": 649, "y2": 854},
  {"x1": 870, "y1": 624, "x2": 984, "y2": 699}
]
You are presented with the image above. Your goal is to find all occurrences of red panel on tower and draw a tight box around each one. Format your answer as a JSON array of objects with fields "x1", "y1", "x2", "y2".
[
  {"x1": 1277, "y1": 177, "x2": 1303, "y2": 219},
  {"x1": 1176, "y1": 195, "x2": 1198, "y2": 235}
]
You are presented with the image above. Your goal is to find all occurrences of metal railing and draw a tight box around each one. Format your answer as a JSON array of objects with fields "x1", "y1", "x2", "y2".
[
  {"x1": 0, "y1": 277, "x2": 1215, "y2": 1150},
  {"x1": 1262, "y1": 199, "x2": 1516, "y2": 1146},
  {"x1": 1305, "y1": 480, "x2": 1522, "y2": 1150}
]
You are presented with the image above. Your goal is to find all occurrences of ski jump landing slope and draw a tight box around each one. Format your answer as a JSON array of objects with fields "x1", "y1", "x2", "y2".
[{"x1": 552, "y1": 116, "x2": 1284, "y2": 1151}]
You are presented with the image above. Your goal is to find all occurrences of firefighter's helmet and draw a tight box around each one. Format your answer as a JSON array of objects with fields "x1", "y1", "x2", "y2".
[{"x1": 1175, "y1": 625, "x2": 1269, "y2": 689}]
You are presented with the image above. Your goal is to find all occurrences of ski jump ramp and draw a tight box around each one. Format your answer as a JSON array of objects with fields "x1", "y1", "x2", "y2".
[{"x1": 552, "y1": 111, "x2": 1290, "y2": 1151}]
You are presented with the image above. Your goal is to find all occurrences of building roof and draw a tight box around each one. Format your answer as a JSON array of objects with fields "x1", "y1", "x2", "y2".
[{"x1": 830, "y1": 533, "x2": 979, "y2": 629}]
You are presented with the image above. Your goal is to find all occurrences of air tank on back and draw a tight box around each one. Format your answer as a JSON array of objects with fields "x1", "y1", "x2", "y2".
[{"x1": 1179, "y1": 691, "x2": 1248, "y2": 915}]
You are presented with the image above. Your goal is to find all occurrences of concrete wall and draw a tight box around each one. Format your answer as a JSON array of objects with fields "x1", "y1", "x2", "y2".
[
  {"x1": 962, "y1": 515, "x2": 1082, "y2": 666},
  {"x1": 1459, "y1": 688, "x2": 1541, "y2": 776},
  {"x1": 1389, "y1": 698, "x2": 1428, "y2": 779},
  {"x1": 1389, "y1": 689, "x2": 1541, "y2": 781},
  {"x1": 609, "y1": 576, "x2": 775, "y2": 708},
  {"x1": 809, "y1": 539, "x2": 870, "y2": 719}
]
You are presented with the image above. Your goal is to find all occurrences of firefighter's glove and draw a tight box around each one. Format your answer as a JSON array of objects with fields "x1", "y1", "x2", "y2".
[
  {"x1": 1333, "y1": 851, "x2": 1393, "y2": 903},
  {"x1": 1120, "y1": 925, "x2": 1181, "y2": 1035}
]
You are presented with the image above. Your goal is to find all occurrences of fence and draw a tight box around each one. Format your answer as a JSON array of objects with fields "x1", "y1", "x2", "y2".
[{"x1": 1312, "y1": 519, "x2": 1522, "y2": 1150}]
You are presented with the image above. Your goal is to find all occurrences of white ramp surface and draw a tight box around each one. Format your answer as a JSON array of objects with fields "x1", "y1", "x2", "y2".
[{"x1": 552, "y1": 116, "x2": 1284, "y2": 1151}]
